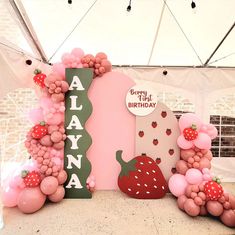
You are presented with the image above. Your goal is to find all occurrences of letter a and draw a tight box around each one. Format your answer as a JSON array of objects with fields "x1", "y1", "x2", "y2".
[
  {"x1": 67, "y1": 115, "x2": 83, "y2": 130},
  {"x1": 69, "y1": 76, "x2": 85, "y2": 90},
  {"x1": 66, "y1": 174, "x2": 83, "y2": 189}
]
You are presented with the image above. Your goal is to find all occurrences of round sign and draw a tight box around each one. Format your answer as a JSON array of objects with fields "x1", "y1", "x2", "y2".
[{"x1": 126, "y1": 85, "x2": 158, "y2": 116}]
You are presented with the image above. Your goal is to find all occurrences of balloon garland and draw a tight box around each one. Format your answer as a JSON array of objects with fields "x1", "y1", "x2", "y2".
[
  {"x1": 169, "y1": 113, "x2": 235, "y2": 228},
  {"x1": 1, "y1": 48, "x2": 111, "y2": 213}
]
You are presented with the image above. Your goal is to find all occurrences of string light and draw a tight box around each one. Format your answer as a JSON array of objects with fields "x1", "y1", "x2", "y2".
[
  {"x1": 191, "y1": 1, "x2": 196, "y2": 9},
  {"x1": 127, "y1": 0, "x2": 132, "y2": 12},
  {"x1": 68, "y1": 0, "x2": 72, "y2": 4}
]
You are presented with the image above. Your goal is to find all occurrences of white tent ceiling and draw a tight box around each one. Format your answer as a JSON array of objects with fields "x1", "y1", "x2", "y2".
[{"x1": 0, "y1": 0, "x2": 235, "y2": 67}]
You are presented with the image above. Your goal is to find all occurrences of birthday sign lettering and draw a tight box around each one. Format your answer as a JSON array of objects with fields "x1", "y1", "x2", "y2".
[{"x1": 64, "y1": 69, "x2": 93, "y2": 198}]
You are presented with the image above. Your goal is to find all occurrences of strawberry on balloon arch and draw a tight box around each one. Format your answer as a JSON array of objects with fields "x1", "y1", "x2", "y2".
[{"x1": 177, "y1": 113, "x2": 218, "y2": 150}]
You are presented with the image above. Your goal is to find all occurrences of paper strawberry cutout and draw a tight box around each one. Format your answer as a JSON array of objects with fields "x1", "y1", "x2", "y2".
[
  {"x1": 116, "y1": 150, "x2": 167, "y2": 199},
  {"x1": 161, "y1": 111, "x2": 167, "y2": 118},
  {"x1": 204, "y1": 180, "x2": 223, "y2": 201},
  {"x1": 31, "y1": 121, "x2": 48, "y2": 139},
  {"x1": 33, "y1": 69, "x2": 46, "y2": 88},
  {"x1": 22, "y1": 170, "x2": 41, "y2": 187},
  {"x1": 152, "y1": 122, "x2": 157, "y2": 128},
  {"x1": 166, "y1": 128, "x2": 172, "y2": 136},
  {"x1": 183, "y1": 124, "x2": 198, "y2": 141},
  {"x1": 153, "y1": 139, "x2": 158, "y2": 145}
]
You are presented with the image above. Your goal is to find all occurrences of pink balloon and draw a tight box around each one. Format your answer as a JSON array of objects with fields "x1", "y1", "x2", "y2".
[
  {"x1": 206, "y1": 201, "x2": 224, "y2": 216},
  {"x1": 179, "y1": 113, "x2": 202, "y2": 132},
  {"x1": 176, "y1": 160, "x2": 188, "y2": 175},
  {"x1": 71, "y1": 48, "x2": 84, "y2": 58},
  {"x1": 52, "y1": 63, "x2": 65, "y2": 78},
  {"x1": 185, "y1": 169, "x2": 203, "y2": 185},
  {"x1": 48, "y1": 186, "x2": 65, "y2": 202},
  {"x1": 199, "y1": 157, "x2": 211, "y2": 170},
  {"x1": 51, "y1": 131, "x2": 63, "y2": 143},
  {"x1": 17, "y1": 187, "x2": 46, "y2": 213},
  {"x1": 45, "y1": 112, "x2": 63, "y2": 125},
  {"x1": 184, "y1": 199, "x2": 200, "y2": 216},
  {"x1": 180, "y1": 149, "x2": 195, "y2": 161},
  {"x1": 51, "y1": 93, "x2": 65, "y2": 103},
  {"x1": 28, "y1": 108, "x2": 44, "y2": 124},
  {"x1": 201, "y1": 124, "x2": 218, "y2": 139},
  {"x1": 220, "y1": 209, "x2": 235, "y2": 227},
  {"x1": 9, "y1": 176, "x2": 24, "y2": 189},
  {"x1": 2, "y1": 187, "x2": 21, "y2": 207},
  {"x1": 199, "y1": 205, "x2": 208, "y2": 216},
  {"x1": 194, "y1": 132, "x2": 211, "y2": 150},
  {"x1": 177, "y1": 135, "x2": 194, "y2": 149},
  {"x1": 177, "y1": 195, "x2": 187, "y2": 210},
  {"x1": 229, "y1": 194, "x2": 235, "y2": 209},
  {"x1": 39, "y1": 135, "x2": 53, "y2": 146},
  {"x1": 57, "y1": 170, "x2": 68, "y2": 185},
  {"x1": 40, "y1": 176, "x2": 58, "y2": 195},
  {"x1": 40, "y1": 97, "x2": 53, "y2": 110},
  {"x1": 168, "y1": 174, "x2": 188, "y2": 197}
]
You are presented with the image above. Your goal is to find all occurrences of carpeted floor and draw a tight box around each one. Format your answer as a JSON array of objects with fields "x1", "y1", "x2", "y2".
[{"x1": 1, "y1": 183, "x2": 235, "y2": 235}]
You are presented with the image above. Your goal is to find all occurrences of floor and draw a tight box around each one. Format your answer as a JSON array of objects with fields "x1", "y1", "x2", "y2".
[{"x1": 1, "y1": 183, "x2": 235, "y2": 235}]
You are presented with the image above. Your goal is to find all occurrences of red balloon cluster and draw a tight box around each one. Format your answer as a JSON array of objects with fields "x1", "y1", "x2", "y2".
[
  {"x1": 176, "y1": 147, "x2": 212, "y2": 175},
  {"x1": 81, "y1": 52, "x2": 112, "y2": 78}
]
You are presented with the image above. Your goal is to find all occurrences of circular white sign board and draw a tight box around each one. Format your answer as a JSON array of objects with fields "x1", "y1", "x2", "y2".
[{"x1": 126, "y1": 85, "x2": 157, "y2": 116}]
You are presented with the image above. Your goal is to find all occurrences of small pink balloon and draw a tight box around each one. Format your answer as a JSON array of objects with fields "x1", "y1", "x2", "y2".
[
  {"x1": 220, "y1": 209, "x2": 235, "y2": 227},
  {"x1": 39, "y1": 135, "x2": 53, "y2": 147},
  {"x1": 185, "y1": 169, "x2": 203, "y2": 185},
  {"x1": 52, "y1": 63, "x2": 66, "y2": 78},
  {"x1": 181, "y1": 149, "x2": 195, "y2": 161},
  {"x1": 96, "y1": 52, "x2": 107, "y2": 60},
  {"x1": 185, "y1": 185, "x2": 193, "y2": 198},
  {"x1": 40, "y1": 176, "x2": 58, "y2": 195},
  {"x1": 199, "y1": 205, "x2": 208, "y2": 216},
  {"x1": 17, "y1": 187, "x2": 46, "y2": 213},
  {"x1": 184, "y1": 199, "x2": 200, "y2": 217},
  {"x1": 61, "y1": 81, "x2": 69, "y2": 93},
  {"x1": 176, "y1": 160, "x2": 188, "y2": 175},
  {"x1": 206, "y1": 201, "x2": 224, "y2": 216},
  {"x1": 204, "y1": 150, "x2": 213, "y2": 161},
  {"x1": 71, "y1": 48, "x2": 84, "y2": 58},
  {"x1": 46, "y1": 113, "x2": 63, "y2": 125},
  {"x1": 51, "y1": 93, "x2": 65, "y2": 103},
  {"x1": 229, "y1": 194, "x2": 235, "y2": 209},
  {"x1": 51, "y1": 131, "x2": 63, "y2": 143},
  {"x1": 194, "y1": 132, "x2": 211, "y2": 150},
  {"x1": 48, "y1": 186, "x2": 65, "y2": 203},
  {"x1": 57, "y1": 170, "x2": 68, "y2": 185},
  {"x1": 53, "y1": 141, "x2": 65, "y2": 150},
  {"x1": 177, "y1": 195, "x2": 187, "y2": 210},
  {"x1": 177, "y1": 135, "x2": 194, "y2": 149},
  {"x1": 28, "y1": 108, "x2": 44, "y2": 124},
  {"x1": 2, "y1": 187, "x2": 21, "y2": 207},
  {"x1": 168, "y1": 174, "x2": 188, "y2": 197},
  {"x1": 199, "y1": 157, "x2": 211, "y2": 170},
  {"x1": 48, "y1": 125, "x2": 59, "y2": 134}
]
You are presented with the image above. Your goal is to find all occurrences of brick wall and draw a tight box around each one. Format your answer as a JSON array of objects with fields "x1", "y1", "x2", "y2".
[{"x1": 0, "y1": 89, "x2": 38, "y2": 163}]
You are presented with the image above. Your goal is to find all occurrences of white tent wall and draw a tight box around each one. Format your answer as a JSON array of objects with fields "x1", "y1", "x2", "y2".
[{"x1": 114, "y1": 66, "x2": 235, "y2": 182}]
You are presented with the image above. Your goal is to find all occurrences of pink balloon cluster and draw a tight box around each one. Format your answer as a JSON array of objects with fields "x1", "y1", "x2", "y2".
[
  {"x1": 169, "y1": 113, "x2": 235, "y2": 227},
  {"x1": 176, "y1": 147, "x2": 212, "y2": 175},
  {"x1": 177, "y1": 113, "x2": 218, "y2": 150},
  {"x1": 177, "y1": 183, "x2": 235, "y2": 227},
  {"x1": 86, "y1": 175, "x2": 96, "y2": 192},
  {"x1": 2, "y1": 170, "x2": 67, "y2": 214},
  {"x1": 52, "y1": 48, "x2": 112, "y2": 79},
  {"x1": 81, "y1": 52, "x2": 112, "y2": 77}
]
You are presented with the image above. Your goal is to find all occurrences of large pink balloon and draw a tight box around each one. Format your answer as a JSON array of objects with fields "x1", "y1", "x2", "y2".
[
  {"x1": 194, "y1": 132, "x2": 211, "y2": 150},
  {"x1": 48, "y1": 186, "x2": 65, "y2": 202},
  {"x1": 71, "y1": 48, "x2": 84, "y2": 58},
  {"x1": 184, "y1": 199, "x2": 200, "y2": 216},
  {"x1": 168, "y1": 174, "x2": 188, "y2": 197},
  {"x1": 220, "y1": 209, "x2": 235, "y2": 227},
  {"x1": 185, "y1": 169, "x2": 203, "y2": 185},
  {"x1": 2, "y1": 187, "x2": 21, "y2": 207},
  {"x1": 40, "y1": 176, "x2": 59, "y2": 195},
  {"x1": 28, "y1": 108, "x2": 44, "y2": 124},
  {"x1": 180, "y1": 149, "x2": 195, "y2": 161},
  {"x1": 206, "y1": 201, "x2": 224, "y2": 216},
  {"x1": 17, "y1": 187, "x2": 46, "y2": 214},
  {"x1": 86, "y1": 71, "x2": 135, "y2": 190},
  {"x1": 179, "y1": 113, "x2": 202, "y2": 132},
  {"x1": 52, "y1": 63, "x2": 65, "y2": 78},
  {"x1": 177, "y1": 135, "x2": 193, "y2": 149}
]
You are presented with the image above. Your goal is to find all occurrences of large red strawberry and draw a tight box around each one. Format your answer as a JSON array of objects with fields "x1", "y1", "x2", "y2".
[
  {"x1": 31, "y1": 121, "x2": 48, "y2": 139},
  {"x1": 183, "y1": 124, "x2": 198, "y2": 141},
  {"x1": 22, "y1": 170, "x2": 41, "y2": 187},
  {"x1": 116, "y1": 150, "x2": 167, "y2": 199},
  {"x1": 204, "y1": 180, "x2": 223, "y2": 201},
  {"x1": 33, "y1": 69, "x2": 46, "y2": 88}
]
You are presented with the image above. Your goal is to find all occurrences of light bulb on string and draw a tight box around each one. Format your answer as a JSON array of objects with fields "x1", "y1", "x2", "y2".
[{"x1": 127, "y1": 0, "x2": 132, "y2": 12}]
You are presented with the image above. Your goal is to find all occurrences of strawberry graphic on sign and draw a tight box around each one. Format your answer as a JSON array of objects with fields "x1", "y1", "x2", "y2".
[{"x1": 116, "y1": 150, "x2": 167, "y2": 199}]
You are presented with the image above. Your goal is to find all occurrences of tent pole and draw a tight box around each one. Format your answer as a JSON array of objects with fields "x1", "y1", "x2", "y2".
[
  {"x1": 147, "y1": 1, "x2": 166, "y2": 65},
  {"x1": 204, "y1": 21, "x2": 235, "y2": 66},
  {"x1": 8, "y1": 0, "x2": 48, "y2": 63},
  {"x1": 112, "y1": 65, "x2": 235, "y2": 69}
]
